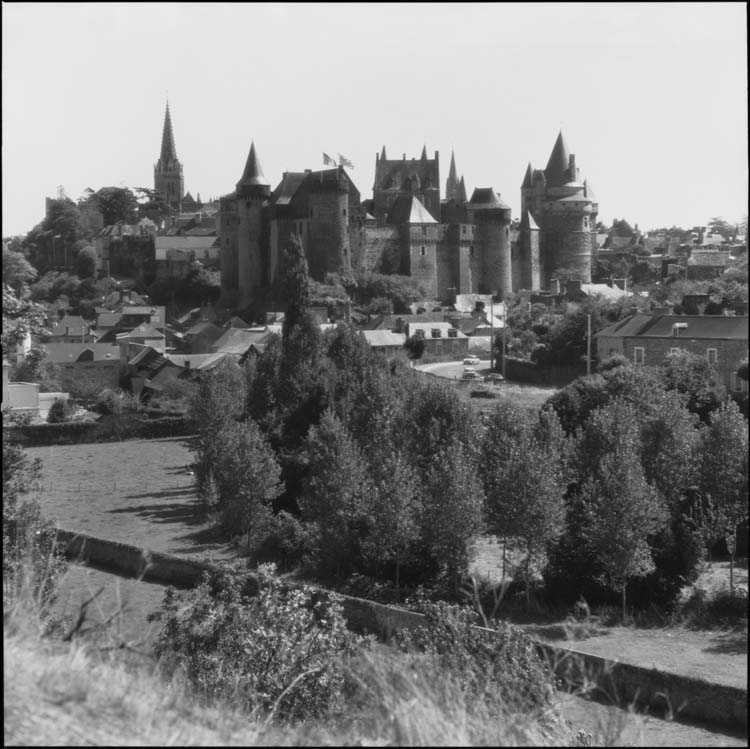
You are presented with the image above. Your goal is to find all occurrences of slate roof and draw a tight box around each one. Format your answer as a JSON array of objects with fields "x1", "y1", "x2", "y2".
[
  {"x1": 237, "y1": 142, "x2": 269, "y2": 189},
  {"x1": 158, "y1": 102, "x2": 178, "y2": 163},
  {"x1": 521, "y1": 162, "x2": 534, "y2": 189},
  {"x1": 387, "y1": 194, "x2": 437, "y2": 224},
  {"x1": 374, "y1": 154, "x2": 440, "y2": 192},
  {"x1": 544, "y1": 130, "x2": 571, "y2": 187},
  {"x1": 210, "y1": 328, "x2": 269, "y2": 355},
  {"x1": 556, "y1": 192, "x2": 591, "y2": 203},
  {"x1": 49, "y1": 315, "x2": 91, "y2": 338},
  {"x1": 43, "y1": 343, "x2": 120, "y2": 363},
  {"x1": 469, "y1": 188, "x2": 510, "y2": 209},
  {"x1": 406, "y1": 322, "x2": 467, "y2": 339},
  {"x1": 360, "y1": 330, "x2": 406, "y2": 347},
  {"x1": 96, "y1": 312, "x2": 123, "y2": 329},
  {"x1": 166, "y1": 353, "x2": 229, "y2": 370},
  {"x1": 596, "y1": 314, "x2": 749, "y2": 340}
]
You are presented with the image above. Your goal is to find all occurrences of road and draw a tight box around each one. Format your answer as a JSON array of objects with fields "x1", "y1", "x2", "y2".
[{"x1": 415, "y1": 359, "x2": 494, "y2": 380}]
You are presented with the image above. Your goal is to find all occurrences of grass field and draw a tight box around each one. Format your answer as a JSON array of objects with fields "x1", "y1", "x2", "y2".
[{"x1": 28, "y1": 437, "x2": 234, "y2": 563}]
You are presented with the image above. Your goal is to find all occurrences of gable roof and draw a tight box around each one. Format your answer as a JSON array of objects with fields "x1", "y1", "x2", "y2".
[
  {"x1": 43, "y1": 342, "x2": 120, "y2": 363},
  {"x1": 388, "y1": 194, "x2": 437, "y2": 224},
  {"x1": 210, "y1": 327, "x2": 269, "y2": 355},
  {"x1": 116, "y1": 322, "x2": 163, "y2": 341}
]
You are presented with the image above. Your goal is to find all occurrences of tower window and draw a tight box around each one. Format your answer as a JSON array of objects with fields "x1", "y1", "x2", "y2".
[
  {"x1": 469, "y1": 246, "x2": 474, "y2": 258},
  {"x1": 343, "y1": 208, "x2": 347, "y2": 217},
  {"x1": 420, "y1": 246, "x2": 426, "y2": 256}
]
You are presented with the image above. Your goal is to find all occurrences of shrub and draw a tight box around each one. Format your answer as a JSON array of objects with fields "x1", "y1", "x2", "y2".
[
  {"x1": 3, "y1": 442, "x2": 67, "y2": 612},
  {"x1": 394, "y1": 598, "x2": 554, "y2": 714},
  {"x1": 94, "y1": 388, "x2": 123, "y2": 415},
  {"x1": 153, "y1": 564, "x2": 363, "y2": 722},
  {"x1": 707, "y1": 587, "x2": 748, "y2": 621},
  {"x1": 46, "y1": 397, "x2": 72, "y2": 424}
]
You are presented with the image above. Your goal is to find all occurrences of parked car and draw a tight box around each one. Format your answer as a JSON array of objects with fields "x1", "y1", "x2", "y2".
[
  {"x1": 484, "y1": 373, "x2": 504, "y2": 384},
  {"x1": 462, "y1": 370, "x2": 480, "y2": 380},
  {"x1": 463, "y1": 355, "x2": 481, "y2": 366}
]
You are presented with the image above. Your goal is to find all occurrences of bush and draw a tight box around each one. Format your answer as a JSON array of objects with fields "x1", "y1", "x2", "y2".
[
  {"x1": 3, "y1": 442, "x2": 67, "y2": 612},
  {"x1": 46, "y1": 398, "x2": 73, "y2": 424},
  {"x1": 707, "y1": 587, "x2": 748, "y2": 621},
  {"x1": 394, "y1": 598, "x2": 555, "y2": 714},
  {"x1": 94, "y1": 388, "x2": 123, "y2": 415},
  {"x1": 153, "y1": 564, "x2": 363, "y2": 722}
]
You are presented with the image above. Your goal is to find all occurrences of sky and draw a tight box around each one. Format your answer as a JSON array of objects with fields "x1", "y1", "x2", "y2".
[{"x1": 2, "y1": 2, "x2": 747, "y2": 237}]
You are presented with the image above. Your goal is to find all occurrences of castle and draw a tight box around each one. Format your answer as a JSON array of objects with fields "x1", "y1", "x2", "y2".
[{"x1": 152, "y1": 105, "x2": 599, "y2": 308}]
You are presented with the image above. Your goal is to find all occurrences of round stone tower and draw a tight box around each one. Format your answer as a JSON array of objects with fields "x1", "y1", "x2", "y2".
[
  {"x1": 236, "y1": 142, "x2": 270, "y2": 307},
  {"x1": 468, "y1": 188, "x2": 512, "y2": 297},
  {"x1": 307, "y1": 171, "x2": 350, "y2": 279}
]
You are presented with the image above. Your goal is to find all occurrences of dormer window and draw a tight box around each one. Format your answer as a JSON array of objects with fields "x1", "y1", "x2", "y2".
[{"x1": 431, "y1": 328, "x2": 441, "y2": 338}]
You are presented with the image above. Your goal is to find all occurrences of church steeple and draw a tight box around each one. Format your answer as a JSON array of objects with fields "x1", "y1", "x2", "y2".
[
  {"x1": 154, "y1": 100, "x2": 184, "y2": 210},
  {"x1": 160, "y1": 101, "x2": 178, "y2": 164},
  {"x1": 420, "y1": 144, "x2": 428, "y2": 161},
  {"x1": 380, "y1": 145, "x2": 387, "y2": 161}
]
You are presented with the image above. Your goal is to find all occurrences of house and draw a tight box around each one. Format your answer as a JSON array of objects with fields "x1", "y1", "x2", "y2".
[
  {"x1": 404, "y1": 321, "x2": 469, "y2": 356},
  {"x1": 183, "y1": 320, "x2": 224, "y2": 354},
  {"x1": 360, "y1": 330, "x2": 406, "y2": 357},
  {"x1": 595, "y1": 314, "x2": 749, "y2": 393},
  {"x1": 42, "y1": 342, "x2": 122, "y2": 393},
  {"x1": 45, "y1": 315, "x2": 97, "y2": 344},
  {"x1": 210, "y1": 327, "x2": 270, "y2": 358}
]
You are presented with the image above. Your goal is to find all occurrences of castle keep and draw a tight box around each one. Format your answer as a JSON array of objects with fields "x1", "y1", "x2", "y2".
[{"x1": 210, "y1": 127, "x2": 598, "y2": 308}]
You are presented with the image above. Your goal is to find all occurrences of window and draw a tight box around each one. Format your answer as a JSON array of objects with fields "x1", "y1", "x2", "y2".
[
  {"x1": 469, "y1": 246, "x2": 474, "y2": 258},
  {"x1": 431, "y1": 328, "x2": 441, "y2": 338},
  {"x1": 633, "y1": 347, "x2": 645, "y2": 365},
  {"x1": 706, "y1": 348, "x2": 717, "y2": 365},
  {"x1": 342, "y1": 208, "x2": 347, "y2": 217},
  {"x1": 420, "y1": 246, "x2": 426, "y2": 256}
]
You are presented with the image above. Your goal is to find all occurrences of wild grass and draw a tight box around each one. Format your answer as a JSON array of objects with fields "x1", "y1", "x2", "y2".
[{"x1": 4, "y1": 560, "x2": 642, "y2": 747}]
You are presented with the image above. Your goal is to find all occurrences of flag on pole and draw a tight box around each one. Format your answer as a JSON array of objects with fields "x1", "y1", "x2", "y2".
[
  {"x1": 338, "y1": 153, "x2": 354, "y2": 169},
  {"x1": 322, "y1": 152, "x2": 337, "y2": 166}
]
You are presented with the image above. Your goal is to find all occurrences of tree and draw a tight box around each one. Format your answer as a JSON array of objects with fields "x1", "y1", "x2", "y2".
[
  {"x1": 46, "y1": 397, "x2": 73, "y2": 423},
  {"x1": 575, "y1": 400, "x2": 668, "y2": 618},
  {"x1": 74, "y1": 245, "x2": 97, "y2": 278},
  {"x1": 364, "y1": 446, "x2": 420, "y2": 589},
  {"x1": 93, "y1": 186, "x2": 138, "y2": 226},
  {"x1": 403, "y1": 332, "x2": 426, "y2": 361},
  {"x1": 133, "y1": 187, "x2": 172, "y2": 224},
  {"x1": 279, "y1": 234, "x2": 311, "y2": 343},
  {"x1": 660, "y1": 349, "x2": 726, "y2": 422},
  {"x1": 211, "y1": 419, "x2": 283, "y2": 552},
  {"x1": 298, "y1": 409, "x2": 372, "y2": 577},
  {"x1": 699, "y1": 401, "x2": 749, "y2": 589},
  {"x1": 421, "y1": 443, "x2": 484, "y2": 592},
  {"x1": 2, "y1": 283, "x2": 51, "y2": 352},
  {"x1": 707, "y1": 216, "x2": 735, "y2": 240},
  {"x1": 482, "y1": 402, "x2": 567, "y2": 599},
  {"x1": 2, "y1": 247, "x2": 37, "y2": 292}
]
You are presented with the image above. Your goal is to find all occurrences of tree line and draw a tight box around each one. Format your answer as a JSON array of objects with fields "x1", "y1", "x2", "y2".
[{"x1": 189, "y1": 236, "x2": 748, "y2": 615}]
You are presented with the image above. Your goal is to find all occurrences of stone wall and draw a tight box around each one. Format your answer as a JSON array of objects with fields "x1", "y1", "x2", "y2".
[
  {"x1": 53, "y1": 528, "x2": 747, "y2": 731},
  {"x1": 359, "y1": 226, "x2": 401, "y2": 274}
]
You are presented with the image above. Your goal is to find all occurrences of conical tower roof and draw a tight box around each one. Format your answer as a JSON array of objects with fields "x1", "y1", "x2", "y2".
[
  {"x1": 237, "y1": 141, "x2": 269, "y2": 189},
  {"x1": 584, "y1": 178, "x2": 597, "y2": 201},
  {"x1": 380, "y1": 145, "x2": 387, "y2": 160},
  {"x1": 522, "y1": 162, "x2": 534, "y2": 189},
  {"x1": 160, "y1": 102, "x2": 178, "y2": 163},
  {"x1": 544, "y1": 131, "x2": 571, "y2": 187},
  {"x1": 420, "y1": 144, "x2": 428, "y2": 161},
  {"x1": 457, "y1": 176, "x2": 467, "y2": 203},
  {"x1": 448, "y1": 151, "x2": 458, "y2": 183}
]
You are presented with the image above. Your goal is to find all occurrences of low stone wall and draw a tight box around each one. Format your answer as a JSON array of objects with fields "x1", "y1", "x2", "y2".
[{"x1": 54, "y1": 528, "x2": 747, "y2": 733}]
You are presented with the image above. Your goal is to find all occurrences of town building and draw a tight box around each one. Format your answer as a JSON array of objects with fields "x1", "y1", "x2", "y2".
[{"x1": 595, "y1": 313, "x2": 749, "y2": 394}]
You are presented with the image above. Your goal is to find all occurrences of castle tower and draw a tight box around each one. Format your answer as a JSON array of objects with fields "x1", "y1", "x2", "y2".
[
  {"x1": 307, "y1": 169, "x2": 351, "y2": 279},
  {"x1": 236, "y1": 141, "x2": 270, "y2": 306},
  {"x1": 520, "y1": 131, "x2": 595, "y2": 289},
  {"x1": 445, "y1": 150, "x2": 460, "y2": 201},
  {"x1": 154, "y1": 102, "x2": 184, "y2": 211},
  {"x1": 467, "y1": 188, "x2": 512, "y2": 297}
]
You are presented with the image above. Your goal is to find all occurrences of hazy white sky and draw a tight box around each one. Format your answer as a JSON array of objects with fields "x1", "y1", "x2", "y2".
[{"x1": 2, "y1": 2, "x2": 747, "y2": 237}]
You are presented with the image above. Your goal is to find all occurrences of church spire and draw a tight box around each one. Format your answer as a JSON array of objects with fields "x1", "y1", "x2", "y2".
[
  {"x1": 457, "y1": 175, "x2": 467, "y2": 203},
  {"x1": 380, "y1": 145, "x2": 387, "y2": 161},
  {"x1": 420, "y1": 144, "x2": 428, "y2": 161},
  {"x1": 446, "y1": 149, "x2": 459, "y2": 200},
  {"x1": 237, "y1": 141, "x2": 269, "y2": 191},
  {"x1": 522, "y1": 162, "x2": 534, "y2": 189},
  {"x1": 160, "y1": 101, "x2": 178, "y2": 164}
]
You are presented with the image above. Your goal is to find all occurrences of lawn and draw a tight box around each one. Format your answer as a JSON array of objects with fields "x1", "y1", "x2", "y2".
[{"x1": 28, "y1": 437, "x2": 234, "y2": 563}]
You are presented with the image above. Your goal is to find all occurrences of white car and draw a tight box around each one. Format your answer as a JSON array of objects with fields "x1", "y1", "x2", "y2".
[{"x1": 463, "y1": 355, "x2": 480, "y2": 366}]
